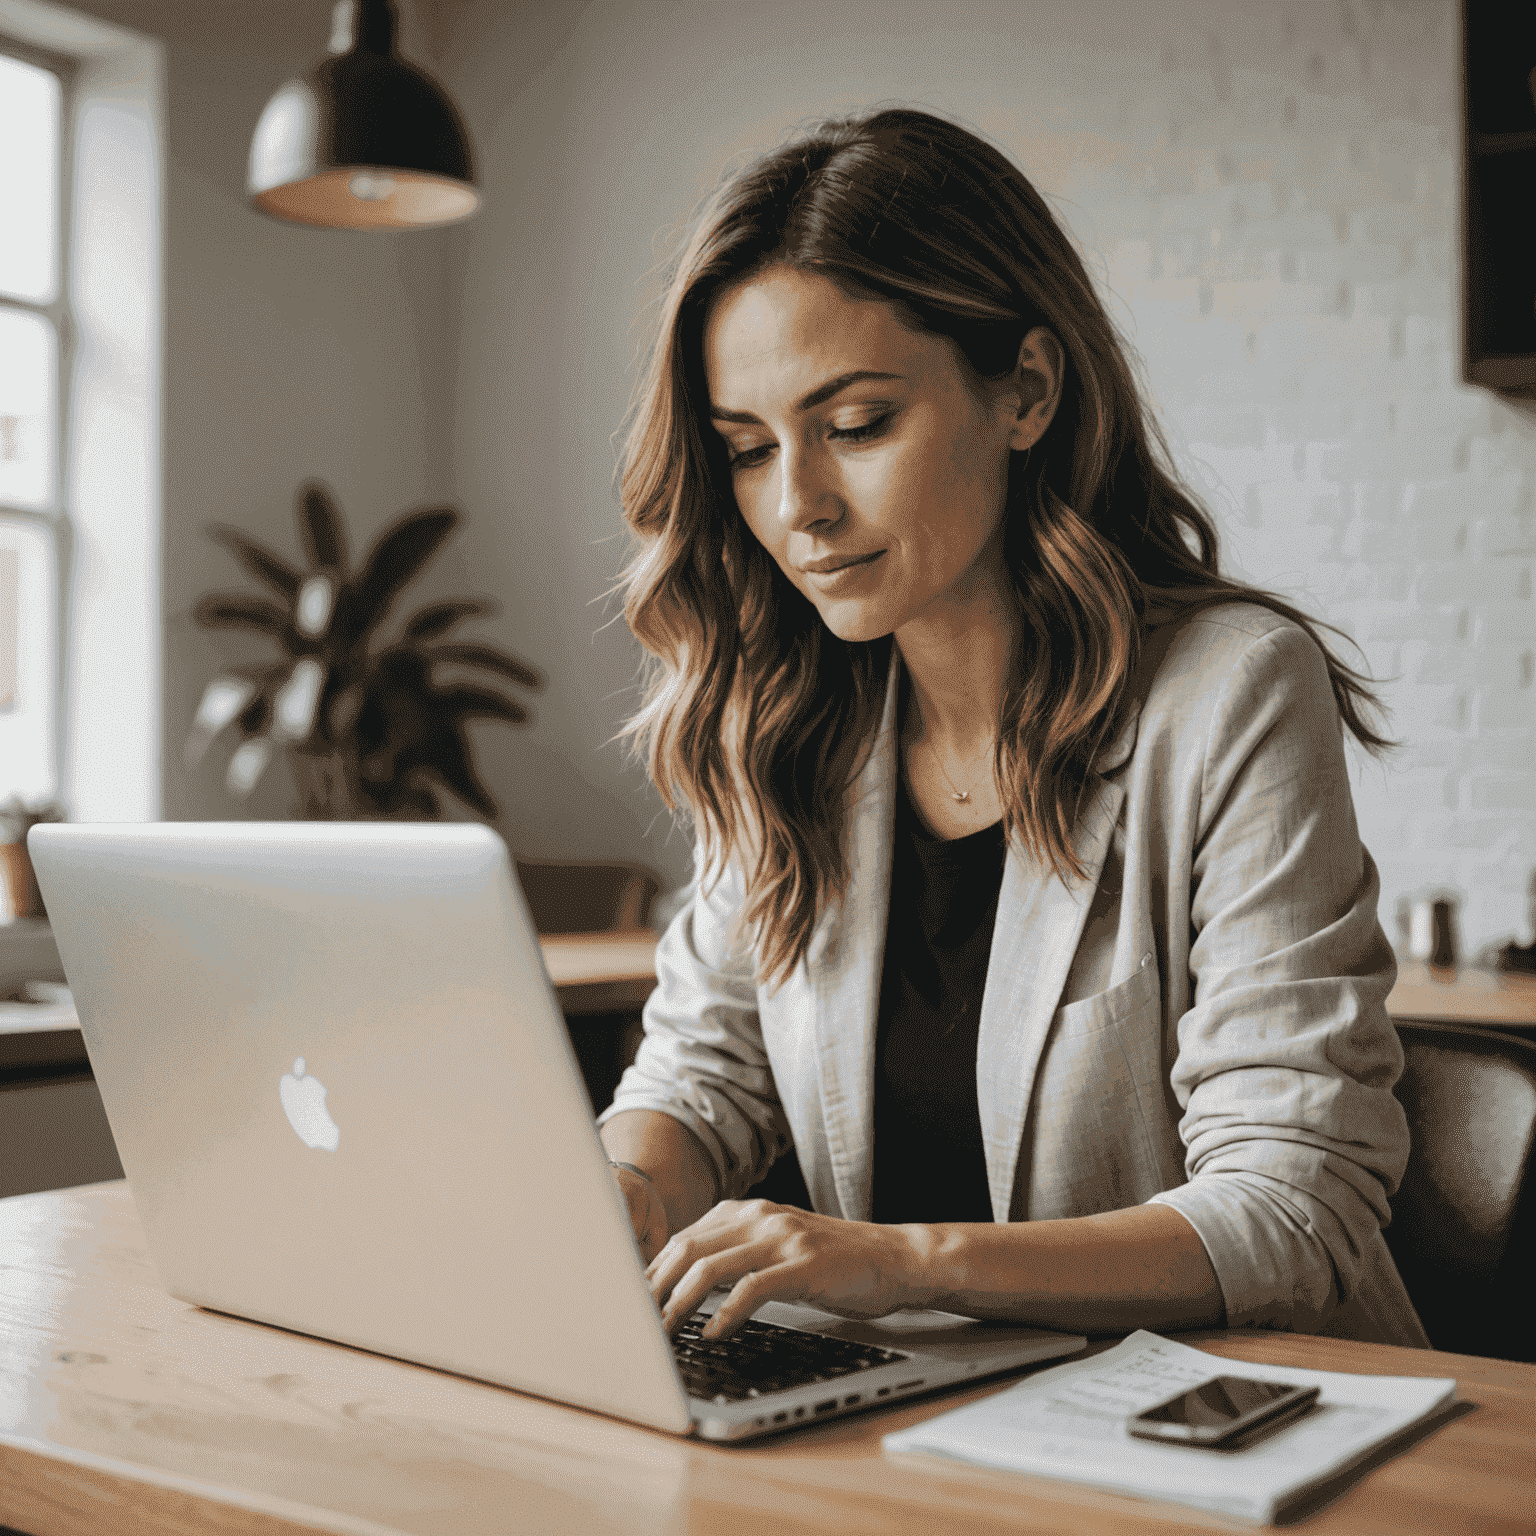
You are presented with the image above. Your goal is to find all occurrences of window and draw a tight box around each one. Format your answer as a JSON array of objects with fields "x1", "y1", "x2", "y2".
[{"x1": 0, "y1": 41, "x2": 72, "y2": 804}]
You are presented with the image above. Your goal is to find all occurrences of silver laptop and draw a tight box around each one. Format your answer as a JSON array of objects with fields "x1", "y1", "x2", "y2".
[{"x1": 29, "y1": 821, "x2": 1085, "y2": 1441}]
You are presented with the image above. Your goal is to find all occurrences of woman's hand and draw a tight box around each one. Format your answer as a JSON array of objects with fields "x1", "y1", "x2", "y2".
[
  {"x1": 613, "y1": 1165, "x2": 671, "y2": 1264},
  {"x1": 645, "y1": 1199, "x2": 929, "y2": 1337}
]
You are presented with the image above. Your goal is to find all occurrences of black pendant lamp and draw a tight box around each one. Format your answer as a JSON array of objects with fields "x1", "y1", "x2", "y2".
[{"x1": 248, "y1": 0, "x2": 479, "y2": 230}]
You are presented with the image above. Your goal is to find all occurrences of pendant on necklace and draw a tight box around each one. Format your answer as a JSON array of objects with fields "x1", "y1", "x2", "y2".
[{"x1": 951, "y1": 790, "x2": 969, "y2": 803}]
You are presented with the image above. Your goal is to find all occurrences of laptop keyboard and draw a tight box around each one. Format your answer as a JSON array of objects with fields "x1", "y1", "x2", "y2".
[{"x1": 673, "y1": 1312, "x2": 910, "y2": 1404}]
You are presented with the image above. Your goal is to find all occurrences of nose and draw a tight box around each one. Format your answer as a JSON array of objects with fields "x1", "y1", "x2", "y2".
[{"x1": 777, "y1": 444, "x2": 841, "y2": 534}]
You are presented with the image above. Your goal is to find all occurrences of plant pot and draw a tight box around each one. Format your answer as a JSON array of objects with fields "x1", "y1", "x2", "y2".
[
  {"x1": 289, "y1": 748, "x2": 364, "y2": 820},
  {"x1": 1, "y1": 840, "x2": 46, "y2": 920}
]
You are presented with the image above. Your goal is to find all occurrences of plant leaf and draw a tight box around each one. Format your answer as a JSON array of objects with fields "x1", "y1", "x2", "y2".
[
  {"x1": 207, "y1": 524, "x2": 302, "y2": 600},
  {"x1": 325, "y1": 681, "x2": 365, "y2": 740},
  {"x1": 193, "y1": 593, "x2": 291, "y2": 636},
  {"x1": 435, "y1": 683, "x2": 530, "y2": 725},
  {"x1": 191, "y1": 675, "x2": 257, "y2": 735},
  {"x1": 350, "y1": 508, "x2": 459, "y2": 635},
  {"x1": 424, "y1": 642, "x2": 542, "y2": 691},
  {"x1": 421, "y1": 725, "x2": 498, "y2": 819},
  {"x1": 271, "y1": 657, "x2": 327, "y2": 743},
  {"x1": 352, "y1": 650, "x2": 434, "y2": 763},
  {"x1": 238, "y1": 689, "x2": 273, "y2": 736},
  {"x1": 184, "y1": 675, "x2": 257, "y2": 767},
  {"x1": 297, "y1": 481, "x2": 348, "y2": 572},
  {"x1": 226, "y1": 735, "x2": 273, "y2": 797},
  {"x1": 402, "y1": 599, "x2": 496, "y2": 642},
  {"x1": 398, "y1": 779, "x2": 442, "y2": 819},
  {"x1": 226, "y1": 660, "x2": 292, "y2": 684},
  {"x1": 294, "y1": 574, "x2": 336, "y2": 639}
]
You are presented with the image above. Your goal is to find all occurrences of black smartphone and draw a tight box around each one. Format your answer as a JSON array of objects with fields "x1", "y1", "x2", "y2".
[{"x1": 1127, "y1": 1375, "x2": 1321, "y2": 1448}]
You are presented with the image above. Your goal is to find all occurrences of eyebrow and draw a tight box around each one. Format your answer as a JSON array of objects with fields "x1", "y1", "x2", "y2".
[{"x1": 709, "y1": 370, "x2": 904, "y2": 423}]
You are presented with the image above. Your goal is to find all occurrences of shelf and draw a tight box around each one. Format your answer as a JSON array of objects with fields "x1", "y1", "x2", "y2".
[
  {"x1": 1463, "y1": 20, "x2": 1536, "y2": 398},
  {"x1": 1471, "y1": 130, "x2": 1536, "y2": 155},
  {"x1": 1468, "y1": 355, "x2": 1536, "y2": 391}
]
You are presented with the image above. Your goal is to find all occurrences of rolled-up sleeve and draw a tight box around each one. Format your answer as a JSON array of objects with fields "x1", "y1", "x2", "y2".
[
  {"x1": 1146, "y1": 622, "x2": 1409, "y2": 1333},
  {"x1": 596, "y1": 852, "x2": 792, "y2": 1198}
]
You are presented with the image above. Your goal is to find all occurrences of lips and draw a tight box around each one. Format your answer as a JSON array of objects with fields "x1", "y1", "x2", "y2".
[{"x1": 800, "y1": 550, "x2": 885, "y2": 576}]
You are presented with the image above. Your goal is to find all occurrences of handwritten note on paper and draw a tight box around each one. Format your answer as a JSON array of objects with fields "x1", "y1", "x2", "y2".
[{"x1": 882, "y1": 1331, "x2": 1457, "y2": 1523}]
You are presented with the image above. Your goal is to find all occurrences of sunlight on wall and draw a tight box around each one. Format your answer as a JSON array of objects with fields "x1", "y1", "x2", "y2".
[{"x1": 68, "y1": 70, "x2": 163, "y2": 821}]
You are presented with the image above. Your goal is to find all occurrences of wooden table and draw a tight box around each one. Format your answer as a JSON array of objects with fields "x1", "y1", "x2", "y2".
[
  {"x1": 1, "y1": 1184, "x2": 1531, "y2": 1536},
  {"x1": 13, "y1": 933, "x2": 1532, "y2": 1035},
  {"x1": 1386, "y1": 962, "x2": 1536, "y2": 1030},
  {"x1": 550, "y1": 945, "x2": 1536, "y2": 1032},
  {"x1": 538, "y1": 930, "x2": 660, "y2": 1016},
  {"x1": 543, "y1": 943, "x2": 1536, "y2": 1033},
  {"x1": 10, "y1": 939, "x2": 1529, "y2": 1037}
]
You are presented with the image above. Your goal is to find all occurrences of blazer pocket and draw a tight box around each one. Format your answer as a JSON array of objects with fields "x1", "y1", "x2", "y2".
[
  {"x1": 1025, "y1": 952, "x2": 1183, "y2": 1215},
  {"x1": 1053, "y1": 953, "x2": 1160, "y2": 1039}
]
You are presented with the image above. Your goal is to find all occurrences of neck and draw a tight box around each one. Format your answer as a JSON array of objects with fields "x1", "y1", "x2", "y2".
[{"x1": 893, "y1": 567, "x2": 1017, "y2": 756}]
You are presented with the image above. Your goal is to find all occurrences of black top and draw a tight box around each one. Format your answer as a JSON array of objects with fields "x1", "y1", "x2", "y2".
[{"x1": 870, "y1": 777, "x2": 1006, "y2": 1226}]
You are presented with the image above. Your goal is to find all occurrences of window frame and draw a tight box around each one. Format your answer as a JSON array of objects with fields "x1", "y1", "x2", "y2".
[{"x1": 0, "y1": 29, "x2": 79, "y2": 805}]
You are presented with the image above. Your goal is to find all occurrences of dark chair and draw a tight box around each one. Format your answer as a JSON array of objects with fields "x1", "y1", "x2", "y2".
[
  {"x1": 513, "y1": 857, "x2": 661, "y2": 935},
  {"x1": 1385, "y1": 1022, "x2": 1536, "y2": 1362}
]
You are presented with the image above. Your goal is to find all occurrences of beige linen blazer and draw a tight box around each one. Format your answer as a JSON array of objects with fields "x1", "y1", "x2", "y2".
[{"x1": 603, "y1": 603, "x2": 1428, "y2": 1346}]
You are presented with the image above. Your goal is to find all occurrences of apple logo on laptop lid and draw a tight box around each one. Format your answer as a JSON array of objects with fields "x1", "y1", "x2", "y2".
[{"x1": 279, "y1": 1057, "x2": 341, "y2": 1151}]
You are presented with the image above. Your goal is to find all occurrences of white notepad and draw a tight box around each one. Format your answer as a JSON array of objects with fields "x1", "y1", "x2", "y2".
[{"x1": 882, "y1": 1330, "x2": 1458, "y2": 1524}]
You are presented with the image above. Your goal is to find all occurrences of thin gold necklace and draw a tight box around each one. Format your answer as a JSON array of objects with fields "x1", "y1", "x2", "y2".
[{"x1": 924, "y1": 735, "x2": 991, "y2": 804}]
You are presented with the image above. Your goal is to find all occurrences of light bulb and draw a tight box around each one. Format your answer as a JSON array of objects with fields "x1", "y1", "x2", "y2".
[{"x1": 348, "y1": 173, "x2": 397, "y2": 201}]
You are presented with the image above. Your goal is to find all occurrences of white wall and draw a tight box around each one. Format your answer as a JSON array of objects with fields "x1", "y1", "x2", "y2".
[
  {"x1": 439, "y1": 0, "x2": 1535, "y2": 952},
  {"x1": 437, "y1": 0, "x2": 685, "y2": 880},
  {"x1": 16, "y1": 0, "x2": 461, "y2": 824}
]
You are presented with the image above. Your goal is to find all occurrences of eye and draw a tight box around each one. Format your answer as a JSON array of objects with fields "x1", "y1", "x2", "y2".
[
  {"x1": 727, "y1": 442, "x2": 774, "y2": 471},
  {"x1": 828, "y1": 410, "x2": 893, "y2": 445}
]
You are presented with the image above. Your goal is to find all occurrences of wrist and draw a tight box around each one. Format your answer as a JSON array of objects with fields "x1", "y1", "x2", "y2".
[
  {"x1": 894, "y1": 1222, "x2": 965, "y2": 1311},
  {"x1": 898, "y1": 1222, "x2": 978, "y2": 1312}
]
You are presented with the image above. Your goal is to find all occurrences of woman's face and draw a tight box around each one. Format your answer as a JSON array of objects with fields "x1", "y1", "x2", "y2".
[{"x1": 703, "y1": 266, "x2": 1056, "y2": 645}]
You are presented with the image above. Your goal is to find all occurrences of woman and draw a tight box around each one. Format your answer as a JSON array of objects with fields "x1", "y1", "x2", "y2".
[{"x1": 598, "y1": 107, "x2": 1425, "y2": 1349}]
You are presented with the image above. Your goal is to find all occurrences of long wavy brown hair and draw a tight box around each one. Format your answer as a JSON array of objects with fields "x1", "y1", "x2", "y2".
[{"x1": 619, "y1": 107, "x2": 1389, "y2": 985}]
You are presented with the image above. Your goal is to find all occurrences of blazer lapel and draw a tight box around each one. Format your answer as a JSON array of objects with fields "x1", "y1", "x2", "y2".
[
  {"x1": 975, "y1": 710, "x2": 1138, "y2": 1223},
  {"x1": 804, "y1": 660, "x2": 900, "y2": 1221}
]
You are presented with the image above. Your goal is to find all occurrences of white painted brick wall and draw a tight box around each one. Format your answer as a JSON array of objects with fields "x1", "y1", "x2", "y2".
[
  {"x1": 1064, "y1": 0, "x2": 1534, "y2": 960},
  {"x1": 448, "y1": 0, "x2": 1532, "y2": 922}
]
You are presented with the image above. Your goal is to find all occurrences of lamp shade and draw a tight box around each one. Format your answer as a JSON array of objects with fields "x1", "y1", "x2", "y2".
[{"x1": 248, "y1": 0, "x2": 479, "y2": 230}]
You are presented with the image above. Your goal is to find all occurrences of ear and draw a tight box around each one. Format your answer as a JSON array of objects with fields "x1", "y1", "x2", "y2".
[{"x1": 1006, "y1": 326, "x2": 1063, "y2": 452}]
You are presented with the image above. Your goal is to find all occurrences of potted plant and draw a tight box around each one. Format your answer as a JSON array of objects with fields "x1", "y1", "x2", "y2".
[
  {"x1": 188, "y1": 481, "x2": 540, "y2": 820},
  {"x1": 0, "y1": 795, "x2": 63, "y2": 920}
]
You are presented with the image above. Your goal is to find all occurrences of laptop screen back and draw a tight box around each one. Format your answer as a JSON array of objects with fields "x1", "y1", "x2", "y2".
[{"x1": 30, "y1": 821, "x2": 691, "y2": 1433}]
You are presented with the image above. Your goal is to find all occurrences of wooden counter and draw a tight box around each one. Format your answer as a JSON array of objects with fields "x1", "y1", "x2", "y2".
[
  {"x1": 11, "y1": 926, "x2": 1531, "y2": 1033},
  {"x1": 538, "y1": 930, "x2": 659, "y2": 1016},
  {"x1": 543, "y1": 944, "x2": 1536, "y2": 1030},
  {"x1": 1, "y1": 1182, "x2": 1533, "y2": 1536},
  {"x1": 545, "y1": 944, "x2": 1536, "y2": 1030},
  {"x1": 1386, "y1": 962, "x2": 1536, "y2": 1029}
]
